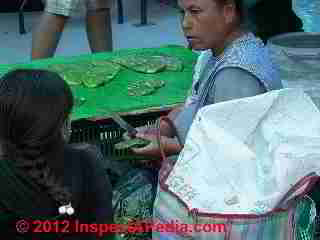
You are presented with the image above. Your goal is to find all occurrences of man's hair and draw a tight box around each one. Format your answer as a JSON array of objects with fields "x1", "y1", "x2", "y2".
[{"x1": 215, "y1": 0, "x2": 245, "y2": 24}]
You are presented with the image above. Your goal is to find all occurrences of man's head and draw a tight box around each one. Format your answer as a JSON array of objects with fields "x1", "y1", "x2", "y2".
[{"x1": 178, "y1": 0, "x2": 247, "y2": 53}]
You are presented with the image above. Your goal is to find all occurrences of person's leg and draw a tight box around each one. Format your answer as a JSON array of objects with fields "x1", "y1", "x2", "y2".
[
  {"x1": 85, "y1": 7, "x2": 113, "y2": 53},
  {"x1": 31, "y1": 12, "x2": 68, "y2": 59},
  {"x1": 31, "y1": 0, "x2": 77, "y2": 60}
]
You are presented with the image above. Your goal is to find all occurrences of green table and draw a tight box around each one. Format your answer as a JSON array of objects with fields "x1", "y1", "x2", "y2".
[{"x1": 0, "y1": 45, "x2": 198, "y2": 121}]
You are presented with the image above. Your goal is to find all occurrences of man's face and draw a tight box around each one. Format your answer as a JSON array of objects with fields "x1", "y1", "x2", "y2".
[{"x1": 178, "y1": 0, "x2": 230, "y2": 51}]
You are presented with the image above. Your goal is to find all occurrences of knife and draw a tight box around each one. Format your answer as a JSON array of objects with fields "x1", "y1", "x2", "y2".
[{"x1": 109, "y1": 112, "x2": 138, "y2": 138}]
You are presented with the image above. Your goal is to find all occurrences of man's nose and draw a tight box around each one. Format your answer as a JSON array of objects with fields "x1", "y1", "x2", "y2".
[{"x1": 182, "y1": 13, "x2": 192, "y2": 30}]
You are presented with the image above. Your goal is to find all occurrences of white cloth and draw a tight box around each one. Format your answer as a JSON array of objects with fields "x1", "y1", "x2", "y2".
[{"x1": 166, "y1": 88, "x2": 320, "y2": 214}]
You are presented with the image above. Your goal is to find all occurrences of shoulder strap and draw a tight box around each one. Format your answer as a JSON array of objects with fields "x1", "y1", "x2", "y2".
[
  {"x1": 275, "y1": 172, "x2": 320, "y2": 209},
  {"x1": 156, "y1": 116, "x2": 182, "y2": 183},
  {"x1": 196, "y1": 66, "x2": 218, "y2": 109}
]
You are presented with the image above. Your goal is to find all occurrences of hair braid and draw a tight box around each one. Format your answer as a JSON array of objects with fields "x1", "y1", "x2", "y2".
[{"x1": 6, "y1": 141, "x2": 72, "y2": 207}]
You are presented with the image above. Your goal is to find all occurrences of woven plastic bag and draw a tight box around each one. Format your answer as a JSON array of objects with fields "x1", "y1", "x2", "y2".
[{"x1": 153, "y1": 88, "x2": 320, "y2": 240}]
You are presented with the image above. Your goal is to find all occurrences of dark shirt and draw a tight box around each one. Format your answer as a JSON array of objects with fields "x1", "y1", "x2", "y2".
[
  {"x1": 3, "y1": 143, "x2": 113, "y2": 240},
  {"x1": 61, "y1": 144, "x2": 113, "y2": 224}
]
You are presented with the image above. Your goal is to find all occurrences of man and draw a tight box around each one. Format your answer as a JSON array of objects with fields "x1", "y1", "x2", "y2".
[
  {"x1": 248, "y1": 0, "x2": 304, "y2": 43},
  {"x1": 31, "y1": 0, "x2": 113, "y2": 59}
]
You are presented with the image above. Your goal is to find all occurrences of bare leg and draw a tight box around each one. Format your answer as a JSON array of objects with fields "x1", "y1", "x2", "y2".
[
  {"x1": 31, "y1": 12, "x2": 68, "y2": 59},
  {"x1": 86, "y1": 8, "x2": 113, "y2": 53}
]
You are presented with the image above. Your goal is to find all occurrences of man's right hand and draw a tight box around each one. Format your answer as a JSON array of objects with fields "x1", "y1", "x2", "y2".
[
  {"x1": 122, "y1": 126, "x2": 158, "y2": 140},
  {"x1": 122, "y1": 106, "x2": 183, "y2": 140}
]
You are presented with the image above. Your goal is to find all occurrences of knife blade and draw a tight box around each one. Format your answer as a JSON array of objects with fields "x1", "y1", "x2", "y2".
[{"x1": 109, "y1": 112, "x2": 138, "y2": 138}]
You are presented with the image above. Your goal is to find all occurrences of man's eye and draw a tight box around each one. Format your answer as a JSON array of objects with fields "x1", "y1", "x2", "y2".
[{"x1": 190, "y1": 9, "x2": 201, "y2": 14}]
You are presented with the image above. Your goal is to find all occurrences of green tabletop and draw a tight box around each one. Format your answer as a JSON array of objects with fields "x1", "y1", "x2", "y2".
[{"x1": 0, "y1": 45, "x2": 198, "y2": 120}]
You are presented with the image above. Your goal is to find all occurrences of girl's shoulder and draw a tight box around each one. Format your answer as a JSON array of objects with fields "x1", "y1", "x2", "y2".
[{"x1": 64, "y1": 143, "x2": 107, "y2": 171}]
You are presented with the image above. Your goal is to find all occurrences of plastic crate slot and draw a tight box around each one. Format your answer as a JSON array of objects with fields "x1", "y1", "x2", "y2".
[
  {"x1": 316, "y1": 216, "x2": 320, "y2": 236},
  {"x1": 69, "y1": 110, "x2": 170, "y2": 160}
]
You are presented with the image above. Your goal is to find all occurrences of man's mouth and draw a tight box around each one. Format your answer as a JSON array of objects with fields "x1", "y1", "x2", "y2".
[{"x1": 186, "y1": 36, "x2": 197, "y2": 42}]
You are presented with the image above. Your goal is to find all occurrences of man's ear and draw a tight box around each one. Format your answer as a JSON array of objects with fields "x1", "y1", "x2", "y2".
[{"x1": 223, "y1": 0, "x2": 237, "y2": 24}]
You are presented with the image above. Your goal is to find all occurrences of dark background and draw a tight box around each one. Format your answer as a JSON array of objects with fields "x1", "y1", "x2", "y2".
[{"x1": 0, "y1": 0, "x2": 44, "y2": 13}]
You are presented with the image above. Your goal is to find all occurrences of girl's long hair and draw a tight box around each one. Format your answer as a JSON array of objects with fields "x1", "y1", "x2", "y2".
[{"x1": 0, "y1": 69, "x2": 74, "y2": 206}]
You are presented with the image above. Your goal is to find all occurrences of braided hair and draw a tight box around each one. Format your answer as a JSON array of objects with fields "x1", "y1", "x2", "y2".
[{"x1": 0, "y1": 69, "x2": 74, "y2": 207}]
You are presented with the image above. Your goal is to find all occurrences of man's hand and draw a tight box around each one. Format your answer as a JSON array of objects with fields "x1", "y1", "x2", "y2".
[
  {"x1": 167, "y1": 106, "x2": 183, "y2": 121},
  {"x1": 122, "y1": 126, "x2": 157, "y2": 140},
  {"x1": 131, "y1": 132, "x2": 182, "y2": 158}
]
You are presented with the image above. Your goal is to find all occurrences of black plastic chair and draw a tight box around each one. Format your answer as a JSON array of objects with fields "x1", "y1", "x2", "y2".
[{"x1": 19, "y1": 0, "x2": 28, "y2": 34}]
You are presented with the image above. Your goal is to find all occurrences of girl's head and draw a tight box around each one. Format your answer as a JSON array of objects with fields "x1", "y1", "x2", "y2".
[
  {"x1": 0, "y1": 69, "x2": 74, "y2": 206},
  {"x1": 0, "y1": 69, "x2": 73, "y2": 154},
  {"x1": 178, "y1": 0, "x2": 248, "y2": 54}
]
